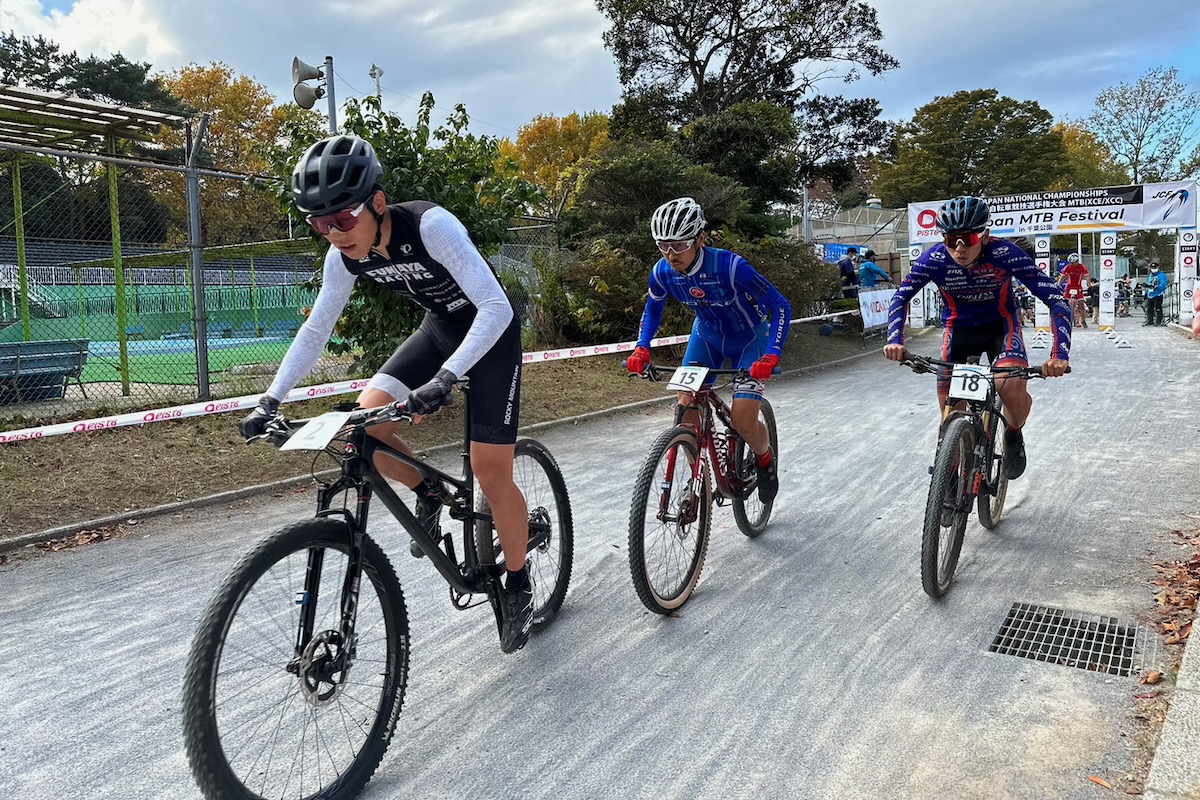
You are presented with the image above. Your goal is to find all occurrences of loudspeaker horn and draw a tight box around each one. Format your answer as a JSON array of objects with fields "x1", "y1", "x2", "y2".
[
  {"x1": 293, "y1": 82, "x2": 324, "y2": 110},
  {"x1": 292, "y1": 57, "x2": 322, "y2": 85}
]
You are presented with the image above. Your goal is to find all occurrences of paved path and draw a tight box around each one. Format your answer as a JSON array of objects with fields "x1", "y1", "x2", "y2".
[{"x1": 1, "y1": 323, "x2": 1198, "y2": 800}]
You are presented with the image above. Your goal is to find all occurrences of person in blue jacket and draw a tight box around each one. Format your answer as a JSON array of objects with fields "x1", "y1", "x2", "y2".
[
  {"x1": 859, "y1": 250, "x2": 891, "y2": 288},
  {"x1": 1143, "y1": 262, "x2": 1169, "y2": 326},
  {"x1": 625, "y1": 197, "x2": 792, "y2": 502}
]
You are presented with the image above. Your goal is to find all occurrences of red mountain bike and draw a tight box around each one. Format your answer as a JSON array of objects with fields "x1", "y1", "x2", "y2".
[{"x1": 626, "y1": 364, "x2": 778, "y2": 614}]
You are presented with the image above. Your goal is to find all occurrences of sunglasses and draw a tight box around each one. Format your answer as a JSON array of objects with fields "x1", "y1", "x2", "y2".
[
  {"x1": 306, "y1": 202, "x2": 368, "y2": 235},
  {"x1": 943, "y1": 230, "x2": 984, "y2": 249},
  {"x1": 656, "y1": 238, "x2": 697, "y2": 255}
]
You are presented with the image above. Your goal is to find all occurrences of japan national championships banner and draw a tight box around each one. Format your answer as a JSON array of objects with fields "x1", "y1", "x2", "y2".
[{"x1": 907, "y1": 181, "x2": 1198, "y2": 242}]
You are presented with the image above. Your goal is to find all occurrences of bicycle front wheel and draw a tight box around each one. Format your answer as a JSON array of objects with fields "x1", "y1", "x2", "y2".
[
  {"x1": 977, "y1": 396, "x2": 1010, "y2": 530},
  {"x1": 182, "y1": 518, "x2": 409, "y2": 800},
  {"x1": 921, "y1": 417, "x2": 974, "y2": 598},
  {"x1": 628, "y1": 425, "x2": 712, "y2": 614},
  {"x1": 731, "y1": 398, "x2": 778, "y2": 538},
  {"x1": 475, "y1": 438, "x2": 574, "y2": 629}
]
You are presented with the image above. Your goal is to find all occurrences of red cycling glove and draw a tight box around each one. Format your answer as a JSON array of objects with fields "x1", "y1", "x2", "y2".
[
  {"x1": 749, "y1": 353, "x2": 780, "y2": 381},
  {"x1": 626, "y1": 346, "x2": 651, "y2": 374}
]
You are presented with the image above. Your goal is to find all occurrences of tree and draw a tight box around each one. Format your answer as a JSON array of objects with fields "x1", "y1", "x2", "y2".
[
  {"x1": 1048, "y1": 122, "x2": 1129, "y2": 190},
  {"x1": 873, "y1": 89, "x2": 1070, "y2": 206},
  {"x1": 267, "y1": 93, "x2": 543, "y2": 374},
  {"x1": 595, "y1": 0, "x2": 897, "y2": 119},
  {"x1": 793, "y1": 95, "x2": 890, "y2": 191},
  {"x1": 498, "y1": 112, "x2": 610, "y2": 218},
  {"x1": 0, "y1": 32, "x2": 189, "y2": 114},
  {"x1": 152, "y1": 63, "x2": 323, "y2": 246},
  {"x1": 1086, "y1": 67, "x2": 1200, "y2": 183}
]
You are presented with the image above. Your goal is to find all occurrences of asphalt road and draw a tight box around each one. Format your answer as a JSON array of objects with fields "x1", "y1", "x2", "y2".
[{"x1": 1, "y1": 323, "x2": 1198, "y2": 800}]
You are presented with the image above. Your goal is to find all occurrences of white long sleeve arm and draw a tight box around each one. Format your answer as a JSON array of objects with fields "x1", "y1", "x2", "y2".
[{"x1": 265, "y1": 248, "x2": 356, "y2": 401}]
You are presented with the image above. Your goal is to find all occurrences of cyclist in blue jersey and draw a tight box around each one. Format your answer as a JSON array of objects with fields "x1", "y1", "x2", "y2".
[
  {"x1": 626, "y1": 197, "x2": 792, "y2": 502},
  {"x1": 884, "y1": 195, "x2": 1071, "y2": 480}
]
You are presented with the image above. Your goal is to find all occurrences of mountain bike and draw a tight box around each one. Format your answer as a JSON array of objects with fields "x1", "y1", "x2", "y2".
[
  {"x1": 181, "y1": 382, "x2": 573, "y2": 800},
  {"x1": 625, "y1": 363, "x2": 778, "y2": 614},
  {"x1": 904, "y1": 355, "x2": 1051, "y2": 598}
]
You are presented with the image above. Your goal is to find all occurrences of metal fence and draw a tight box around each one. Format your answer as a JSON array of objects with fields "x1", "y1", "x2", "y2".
[{"x1": 0, "y1": 146, "x2": 559, "y2": 423}]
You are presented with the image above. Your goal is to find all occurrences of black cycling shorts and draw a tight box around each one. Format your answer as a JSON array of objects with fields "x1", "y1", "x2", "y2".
[
  {"x1": 372, "y1": 313, "x2": 521, "y2": 445},
  {"x1": 937, "y1": 319, "x2": 1027, "y2": 395}
]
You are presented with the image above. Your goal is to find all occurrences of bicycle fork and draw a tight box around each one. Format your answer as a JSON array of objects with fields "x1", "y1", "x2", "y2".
[{"x1": 658, "y1": 442, "x2": 706, "y2": 527}]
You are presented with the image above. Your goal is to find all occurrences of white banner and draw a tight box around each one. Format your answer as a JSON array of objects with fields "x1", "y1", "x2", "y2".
[
  {"x1": 1034, "y1": 235, "x2": 1051, "y2": 331},
  {"x1": 858, "y1": 288, "x2": 895, "y2": 330},
  {"x1": 908, "y1": 181, "x2": 1198, "y2": 241},
  {"x1": 1099, "y1": 231, "x2": 1117, "y2": 329},
  {"x1": 1179, "y1": 228, "x2": 1197, "y2": 325}
]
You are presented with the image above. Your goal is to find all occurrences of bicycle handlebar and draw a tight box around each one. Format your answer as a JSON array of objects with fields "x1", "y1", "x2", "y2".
[
  {"x1": 901, "y1": 355, "x2": 1070, "y2": 379},
  {"x1": 248, "y1": 401, "x2": 413, "y2": 447},
  {"x1": 624, "y1": 362, "x2": 782, "y2": 381}
]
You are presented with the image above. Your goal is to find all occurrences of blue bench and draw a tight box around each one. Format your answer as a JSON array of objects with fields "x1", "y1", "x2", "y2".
[
  {"x1": 0, "y1": 339, "x2": 90, "y2": 405},
  {"x1": 125, "y1": 325, "x2": 146, "y2": 339}
]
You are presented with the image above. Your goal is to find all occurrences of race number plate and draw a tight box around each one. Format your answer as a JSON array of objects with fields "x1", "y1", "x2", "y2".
[
  {"x1": 279, "y1": 411, "x2": 352, "y2": 451},
  {"x1": 948, "y1": 364, "x2": 990, "y2": 401},
  {"x1": 667, "y1": 365, "x2": 710, "y2": 392}
]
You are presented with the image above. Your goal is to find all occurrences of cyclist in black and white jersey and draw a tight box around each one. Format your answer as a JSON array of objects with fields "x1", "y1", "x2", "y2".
[{"x1": 239, "y1": 134, "x2": 533, "y2": 653}]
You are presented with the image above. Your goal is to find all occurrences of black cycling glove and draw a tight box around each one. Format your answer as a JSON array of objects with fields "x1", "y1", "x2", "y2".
[
  {"x1": 405, "y1": 369, "x2": 457, "y2": 416},
  {"x1": 238, "y1": 395, "x2": 280, "y2": 439}
]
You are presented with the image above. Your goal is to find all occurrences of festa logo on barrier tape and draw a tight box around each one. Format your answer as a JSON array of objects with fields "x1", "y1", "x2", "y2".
[
  {"x1": 0, "y1": 431, "x2": 42, "y2": 442},
  {"x1": 350, "y1": 380, "x2": 369, "y2": 390},
  {"x1": 73, "y1": 419, "x2": 118, "y2": 432},
  {"x1": 307, "y1": 386, "x2": 337, "y2": 397}
]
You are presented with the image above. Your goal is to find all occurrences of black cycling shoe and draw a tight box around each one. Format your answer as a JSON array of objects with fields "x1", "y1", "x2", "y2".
[
  {"x1": 499, "y1": 581, "x2": 534, "y2": 654},
  {"x1": 755, "y1": 454, "x2": 779, "y2": 504},
  {"x1": 410, "y1": 491, "x2": 442, "y2": 559},
  {"x1": 1003, "y1": 429, "x2": 1026, "y2": 480}
]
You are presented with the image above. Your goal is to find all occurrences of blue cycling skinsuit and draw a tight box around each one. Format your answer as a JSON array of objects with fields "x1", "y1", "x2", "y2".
[
  {"x1": 887, "y1": 238, "x2": 1072, "y2": 395},
  {"x1": 637, "y1": 246, "x2": 792, "y2": 399}
]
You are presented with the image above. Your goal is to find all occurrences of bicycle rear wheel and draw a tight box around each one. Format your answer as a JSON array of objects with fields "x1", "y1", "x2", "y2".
[
  {"x1": 475, "y1": 438, "x2": 574, "y2": 629},
  {"x1": 977, "y1": 396, "x2": 1010, "y2": 530},
  {"x1": 628, "y1": 425, "x2": 712, "y2": 614},
  {"x1": 731, "y1": 398, "x2": 778, "y2": 538},
  {"x1": 182, "y1": 518, "x2": 409, "y2": 800},
  {"x1": 921, "y1": 417, "x2": 974, "y2": 598}
]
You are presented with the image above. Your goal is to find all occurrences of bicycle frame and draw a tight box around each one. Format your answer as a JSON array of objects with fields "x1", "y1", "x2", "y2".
[
  {"x1": 287, "y1": 387, "x2": 506, "y2": 663},
  {"x1": 672, "y1": 387, "x2": 747, "y2": 502}
]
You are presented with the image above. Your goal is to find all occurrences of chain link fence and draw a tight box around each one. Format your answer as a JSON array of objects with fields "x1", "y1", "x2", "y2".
[{"x1": 0, "y1": 147, "x2": 560, "y2": 425}]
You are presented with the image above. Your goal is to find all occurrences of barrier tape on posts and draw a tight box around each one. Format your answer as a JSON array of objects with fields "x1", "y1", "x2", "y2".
[{"x1": 0, "y1": 310, "x2": 861, "y2": 442}]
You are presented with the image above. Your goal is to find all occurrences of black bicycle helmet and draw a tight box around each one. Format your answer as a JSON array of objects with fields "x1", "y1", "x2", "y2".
[
  {"x1": 935, "y1": 195, "x2": 990, "y2": 232},
  {"x1": 291, "y1": 135, "x2": 384, "y2": 215}
]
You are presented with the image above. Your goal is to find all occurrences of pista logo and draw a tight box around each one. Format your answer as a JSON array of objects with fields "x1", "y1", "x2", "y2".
[
  {"x1": 917, "y1": 209, "x2": 938, "y2": 229},
  {"x1": 204, "y1": 400, "x2": 240, "y2": 412},
  {"x1": 306, "y1": 386, "x2": 336, "y2": 397}
]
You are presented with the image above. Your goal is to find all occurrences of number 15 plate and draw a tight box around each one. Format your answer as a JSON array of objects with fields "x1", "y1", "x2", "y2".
[{"x1": 667, "y1": 365, "x2": 709, "y2": 391}]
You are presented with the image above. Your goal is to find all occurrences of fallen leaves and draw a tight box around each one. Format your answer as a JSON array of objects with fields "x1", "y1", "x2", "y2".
[
  {"x1": 1088, "y1": 774, "x2": 1113, "y2": 789},
  {"x1": 1139, "y1": 671, "x2": 1162, "y2": 686},
  {"x1": 33, "y1": 525, "x2": 123, "y2": 552}
]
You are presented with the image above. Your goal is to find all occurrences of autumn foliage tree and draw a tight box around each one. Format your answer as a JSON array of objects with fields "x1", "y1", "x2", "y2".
[
  {"x1": 152, "y1": 62, "x2": 323, "y2": 245},
  {"x1": 498, "y1": 112, "x2": 609, "y2": 218}
]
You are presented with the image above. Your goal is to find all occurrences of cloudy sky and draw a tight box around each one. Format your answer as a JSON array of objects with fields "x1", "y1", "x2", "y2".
[{"x1": 2, "y1": 0, "x2": 1200, "y2": 138}]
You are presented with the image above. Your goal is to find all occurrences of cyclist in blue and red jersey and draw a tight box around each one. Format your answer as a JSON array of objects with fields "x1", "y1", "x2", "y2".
[
  {"x1": 884, "y1": 195, "x2": 1071, "y2": 480},
  {"x1": 626, "y1": 197, "x2": 792, "y2": 502}
]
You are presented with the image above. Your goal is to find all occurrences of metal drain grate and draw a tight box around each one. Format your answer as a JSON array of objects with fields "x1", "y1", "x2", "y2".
[{"x1": 989, "y1": 602, "x2": 1157, "y2": 677}]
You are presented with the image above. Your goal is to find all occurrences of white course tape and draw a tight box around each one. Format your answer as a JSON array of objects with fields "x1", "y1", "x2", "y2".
[{"x1": 0, "y1": 310, "x2": 860, "y2": 443}]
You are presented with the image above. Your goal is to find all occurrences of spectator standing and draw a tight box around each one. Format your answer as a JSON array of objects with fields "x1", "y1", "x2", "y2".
[
  {"x1": 1086, "y1": 276, "x2": 1100, "y2": 324},
  {"x1": 859, "y1": 249, "x2": 891, "y2": 288},
  {"x1": 1143, "y1": 262, "x2": 1168, "y2": 326},
  {"x1": 1116, "y1": 277, "x2": 1131, "y2": 317},
  {"x1": 838, "y1": 247, "x2": 860, "y2": 299}
]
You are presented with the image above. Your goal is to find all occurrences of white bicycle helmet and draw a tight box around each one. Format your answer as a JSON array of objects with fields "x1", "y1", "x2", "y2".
[
  {"x1": 1067, "y1": 253, "x2": 1080, "y2": 263},
  {"x1": 650, "y1": 197, "x2": 706, "y2": 241}
]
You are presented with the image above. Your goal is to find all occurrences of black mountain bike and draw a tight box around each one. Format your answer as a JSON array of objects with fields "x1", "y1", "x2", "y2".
[
  {"x1": 904, "y1": 355, "x2": 1052, "y2": 598},
  {"x1": 626, "y1": 364, "x2": 778, "y2": 614},
  {"x1": 181, "y1": 383, "x2": 573, "y2": 800}
]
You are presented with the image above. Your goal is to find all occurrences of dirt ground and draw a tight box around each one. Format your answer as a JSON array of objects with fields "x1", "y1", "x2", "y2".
[{"x1": 0, "y1": 323, "x2": 874, "y2": 540}]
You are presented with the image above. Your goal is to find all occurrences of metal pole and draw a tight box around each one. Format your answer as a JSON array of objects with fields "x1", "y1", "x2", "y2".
[
  {"x1": 324, "y1": 56, "x2": 337, "y2": 134},
  {"x1": 802, "y1": 185, "x2": 813, "y2": 242},
  {"x1": 108, "y1": 136, "x2": 131, "y2": 396},
  {"x1": 187, "y1": 113, "x2": 212, "y2": 400},
  {"x1": 11, "y1": 159, "x2": 30, "y2": 341}
]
